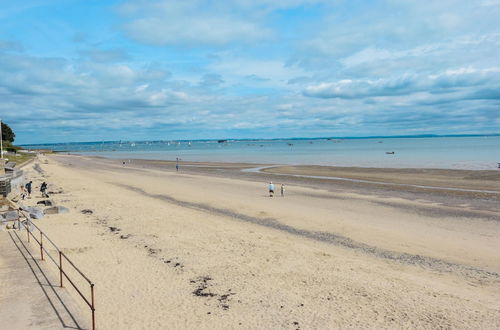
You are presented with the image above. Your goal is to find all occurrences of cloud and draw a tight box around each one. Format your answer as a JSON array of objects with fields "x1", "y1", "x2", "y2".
[
  {"x1": 118, "y1": 1, "x2": 273, "y2": 46},
  {"x1": 0, "y1": 50, "x2": 188, "y2": 123},
  {"x1": 0, "y1": 40, "x2": 23, "y2": 52},
  {"x1": 244, "y1": 74, "x2": 270, "y2": 82},
  {"x1": 199, "y1": 73, "x2": 224, "y2": 87},
  {"x1": 303, "y1": 76, "x2": 416, "y2": 99},
  {"x1": 117, "y1": 0, "x2": 334, "y2": 47},
  {"x1": 80, "y1": 48, "x2": 130, "y2": 63},
  {"x1": 303, "y1": 67, "x2": 500, "y2": 100},
  {"x1": 208, "y1": 59, "x2": 306, "y2": 88}
]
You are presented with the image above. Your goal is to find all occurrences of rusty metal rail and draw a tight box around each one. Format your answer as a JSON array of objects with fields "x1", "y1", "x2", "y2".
[{"x1": 16, "y1": 211, "x2": 96, "y2": 330}]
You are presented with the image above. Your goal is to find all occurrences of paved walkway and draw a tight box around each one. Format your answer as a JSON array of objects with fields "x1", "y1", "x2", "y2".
[{"x1": 0, "y1": 229, "x2": 89, "y2": 329}]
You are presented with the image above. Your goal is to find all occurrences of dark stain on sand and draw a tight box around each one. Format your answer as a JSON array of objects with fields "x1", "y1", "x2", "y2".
[
  {"x1": 190, "y1": 276, "x2": 235, "y2": 310},
  {"x1": 113, "y1": 183, "x2": 499, "y2": 281}
]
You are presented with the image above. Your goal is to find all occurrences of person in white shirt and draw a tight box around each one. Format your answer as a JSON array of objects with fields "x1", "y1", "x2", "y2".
[{"x1": 268, "y1": 182, "x2": 275, "y2": 197}]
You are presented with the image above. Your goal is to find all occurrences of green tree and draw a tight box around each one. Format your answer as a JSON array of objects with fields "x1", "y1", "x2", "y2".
[{"x1": 1, "y1": 121, "x2": 15, "y2": 143}]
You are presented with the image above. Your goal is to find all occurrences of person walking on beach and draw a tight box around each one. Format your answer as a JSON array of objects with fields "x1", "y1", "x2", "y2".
[
  {"x1": 176, "y1": 157, "x2": 180, "y2": 172},
  {"x1": 268, "y1": 182, "x2": 275, "y2": 197},
  {"x1": 40, "y1": 182, "x2": 48, "y2": 198},
  {"x1": 25, "y1": 181, "x2": 32, "y2": 198},
  {"x1": 281, "y1": 184, "x2": 285, "y2": 197}
]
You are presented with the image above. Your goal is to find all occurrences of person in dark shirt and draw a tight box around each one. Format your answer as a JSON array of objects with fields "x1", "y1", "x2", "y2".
[
  {"x1": 25, "y1": 181, "x2": 32, "y2": 197},
  {"x1": 40, "y1": 182, "x2": 48, "y2": 198}
]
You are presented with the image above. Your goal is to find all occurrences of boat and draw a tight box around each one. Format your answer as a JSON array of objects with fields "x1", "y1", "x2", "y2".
[{"x1": 385, "y1": 151, "x2": 395, "y2": 154}]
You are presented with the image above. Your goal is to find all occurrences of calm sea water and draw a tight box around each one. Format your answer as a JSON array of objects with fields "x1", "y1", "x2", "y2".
[{"x1": 22, "y1": 136, "x2": 500, "y2": 170}]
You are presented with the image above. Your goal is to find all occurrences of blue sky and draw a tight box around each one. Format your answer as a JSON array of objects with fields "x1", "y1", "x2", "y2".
[{"x1": 1, "y1": 0, "x2": 499, "y2": 144}]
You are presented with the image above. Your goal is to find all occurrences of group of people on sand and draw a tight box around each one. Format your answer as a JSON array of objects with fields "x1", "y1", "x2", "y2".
[
  {"x1": 20, "y1": 180, "x2": 48, "y2": 200},
  {"x1": 268, "y1": 182, "x2": 285, "y2": 197}
]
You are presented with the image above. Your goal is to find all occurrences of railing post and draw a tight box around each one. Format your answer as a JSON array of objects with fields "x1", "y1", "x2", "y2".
[
  {"x1": 91, "y1": 283, "x2": 96, "y2": 330},
  {"x1": 59, "y1": 251, "x2": 63, "y2": 287},
  {"x1": 40, "y1": 232, "x2": 44, "y2": 261}
]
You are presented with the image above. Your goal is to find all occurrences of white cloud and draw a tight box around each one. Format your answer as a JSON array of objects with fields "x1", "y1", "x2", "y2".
[
  {"x1": 303, "y1": 67, "x2": 500, "y2": 99},
  {"x1": 208, "y1": 59, "x2": 306, "y2": 88},
  {"x1": 119, "y1": 1, "x2": 273, "y2": 46}
]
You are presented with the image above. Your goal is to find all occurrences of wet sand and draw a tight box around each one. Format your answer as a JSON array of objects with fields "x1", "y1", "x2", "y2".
[{"x1": 17, "y1": 154, "x2": 500, "y2": 329}]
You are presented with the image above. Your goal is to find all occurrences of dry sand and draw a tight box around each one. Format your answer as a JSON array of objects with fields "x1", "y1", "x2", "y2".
[{"x1": 14, "y1": 154, "x2": 500, "y2": 329}]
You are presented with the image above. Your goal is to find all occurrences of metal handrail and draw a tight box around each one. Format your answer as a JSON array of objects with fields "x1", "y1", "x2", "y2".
[{"x1": 16, "y1": 209, "x2": 96, "y2": 330}]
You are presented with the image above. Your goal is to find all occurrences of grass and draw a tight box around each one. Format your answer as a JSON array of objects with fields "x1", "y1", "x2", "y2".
[{"x1": 2, "y1": 152, "x2": 36, "y2": 167}]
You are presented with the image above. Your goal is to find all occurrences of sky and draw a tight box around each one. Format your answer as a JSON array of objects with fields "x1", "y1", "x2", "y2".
[{"x1": 0, "y1": 0, "x2": 499, "y2": 144}]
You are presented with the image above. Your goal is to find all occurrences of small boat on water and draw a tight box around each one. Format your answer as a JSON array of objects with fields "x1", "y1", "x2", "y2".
[{"x1": 385, "y1": 151, "x2": 395, "y2": 154}]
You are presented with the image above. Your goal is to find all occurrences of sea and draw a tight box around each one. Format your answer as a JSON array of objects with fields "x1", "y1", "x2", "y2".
[{"x1": 21, "y1": 135, "x2": 500, "y2": 170}]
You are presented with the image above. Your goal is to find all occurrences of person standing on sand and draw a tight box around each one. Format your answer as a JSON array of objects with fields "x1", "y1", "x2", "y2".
[
  {"x1": 281, "y1": 184, "x2": 285, "y2": 197},
  {"x1": 40, "y1": 182, "x2": 48, "y2": 198},
  {"x1": 25, "y1": 181, "x2": 32, "y2": 198},
  {"x1": 268, "y1": 182, "x2": 275, "y2": 197}
]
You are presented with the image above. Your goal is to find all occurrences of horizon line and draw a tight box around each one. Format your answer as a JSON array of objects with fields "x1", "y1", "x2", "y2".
[{"x1": 18, "y1": 133, "x2": 500, "y2": 146}]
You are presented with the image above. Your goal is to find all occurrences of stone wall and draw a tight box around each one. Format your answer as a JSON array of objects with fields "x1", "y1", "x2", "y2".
[
  {"x1": 0, "y1": 170, "x2": 24, "y2": 198},
  {"x1": 9, "y1": 170, "x2": 24, "y2": 196},
  {"x1": 0, "y1": 176, "x2": 10, "y2": 197}
]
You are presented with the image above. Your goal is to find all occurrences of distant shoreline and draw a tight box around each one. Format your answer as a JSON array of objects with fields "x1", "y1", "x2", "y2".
[{"x1": 17, "y1": 133, "x2": 500, "y2": 147}]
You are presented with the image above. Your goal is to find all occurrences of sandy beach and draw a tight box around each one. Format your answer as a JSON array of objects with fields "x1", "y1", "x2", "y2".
[{"x1": 14, "y1": 154, "x2": 500, "y2": 329}]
